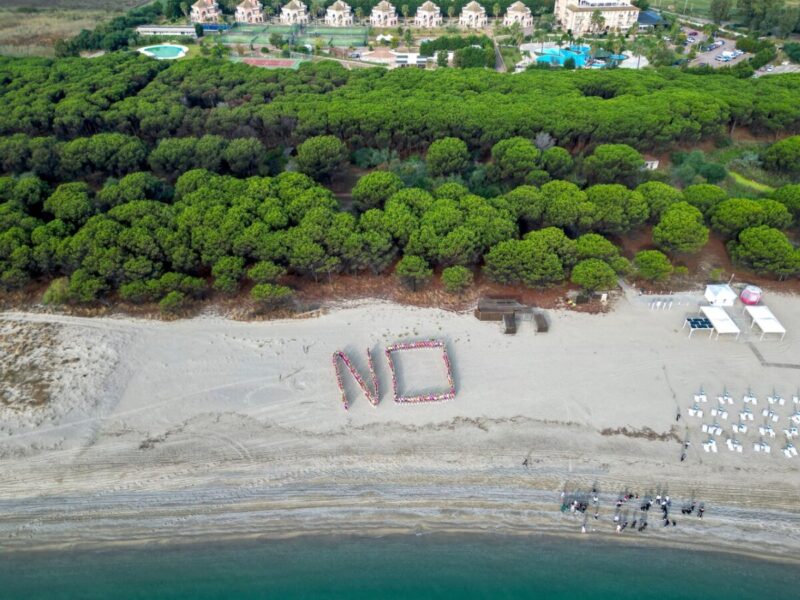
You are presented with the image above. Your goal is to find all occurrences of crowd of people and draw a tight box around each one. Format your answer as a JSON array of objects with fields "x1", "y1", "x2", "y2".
[
  {"x1": 559, "y1": 486, "x2": 706, "y2": 535},
  {"x1": 332, "y1": 349, "x2": 379, "y2": 411},
  {"x1": 332, "y1": 340, "x2": 456, "y2": 409},
  {"x1": 384, "y1": 340, "x2": 456, "y2": 404}
]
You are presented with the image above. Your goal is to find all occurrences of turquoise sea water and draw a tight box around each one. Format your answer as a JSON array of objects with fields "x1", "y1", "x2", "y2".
[{"x1": 1, "y1": 534, "x2": 795, "y2": 599}]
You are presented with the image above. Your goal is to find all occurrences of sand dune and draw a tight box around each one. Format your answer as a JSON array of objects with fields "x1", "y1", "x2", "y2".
[{"x1": 1, "y1": 288, "x2": 800, "y2": 556}]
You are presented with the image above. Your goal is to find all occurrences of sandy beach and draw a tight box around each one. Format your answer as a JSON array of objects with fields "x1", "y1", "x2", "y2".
[{"x1": 2, "y1": 287, "x2": 800, "y2": 558}]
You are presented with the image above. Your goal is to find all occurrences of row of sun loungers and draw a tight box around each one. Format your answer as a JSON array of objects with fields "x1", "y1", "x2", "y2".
[{"x1": 692, "y1": 386, "x2": 800, "y2": 458}]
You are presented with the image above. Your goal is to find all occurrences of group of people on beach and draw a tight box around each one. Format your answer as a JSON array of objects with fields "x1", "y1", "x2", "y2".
[{"x1": 559, "y1": 486, "x2": 705, "y2": 535}]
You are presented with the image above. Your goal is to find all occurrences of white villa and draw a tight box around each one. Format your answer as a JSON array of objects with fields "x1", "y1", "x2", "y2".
[
  {"x1": 554, "y1": 0, "x2": 639, "y2": 35},
  {"x1": 235, "y1": 0, "x2": 265, "y2": 24},
  {"x1": 415, "y1": 1, "x2": 443, "y2": 28},
  {"x1": 190, "y1": 0, "x2": 221, "y2": 23},
  {"x1": 370, "y1": 1, "x2": 398, "y2": 27},
  {"x1": 504, "y1": 1, "x2": 533, "y2": 28},
  {"x1": 280, "y1": 0, "x2": 310, "y2": 24},
  {"x1": 459, "y1": 1, "x2": 487, "y2": 28},
  {"x1": 325, "y1": 0, "x2": 354, "y2": 26}
]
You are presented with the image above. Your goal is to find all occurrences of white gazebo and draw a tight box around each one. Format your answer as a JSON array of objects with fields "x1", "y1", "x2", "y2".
[
  {"x1": 235, "y1": 0, "x2": 265, "y2": 23},
  {"x1": 705, "y1": 284, "x2": 737, "y2": 307},
  {"x1": 459, "y1": 1, "x2": 487, "y2": 28},
  {"x1": 504, "y1": 1, "x2": 533, "y2": 28},
  {"x1": 744, "y1": 306, "x2": 786, "y2": 341},
  {"x1": 280, "y1": 0, "x2": 309, "y2": 24},
  {"x1": 415, "y1": 1, "x2": 443, "y2": 28},
  {"x1": 191, "y1": 0, "x2": 221, "y2": 23},
  {"x1": 325, "y1": 0, "x2": 354, "y2": 26},
  {"x1": 370, "y1": 1, "x2": 398, "y2": 27}
]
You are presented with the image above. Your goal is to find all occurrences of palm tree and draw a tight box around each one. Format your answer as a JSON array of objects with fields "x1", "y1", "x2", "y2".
[
  {"x1": 355, "y1": 7, "x2": 363, "y2": 23},
  {"x1": 590, "y1": 10, "x2": 605, "y2": 34},
  {"x1": 448, "y1": 5, "x2": 456, "y2": 20},
  {"x1": 402, "y1": 4, "x2": 409, "y2": 23},
  {"x1": 493, "y1": 3, "x2": 501, "y2": 19}
]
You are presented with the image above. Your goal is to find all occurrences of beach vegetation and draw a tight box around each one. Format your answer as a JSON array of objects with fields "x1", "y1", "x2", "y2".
[
  {"x1": 441, "y1": 265, "x2": 474, "y2": 294},
  {"x1": 395, "y1": 255, "x2": 433, "y2": 291},
  {"x1": 251, "y1": 282, "x2": 294, "y2": 308},
  {"x1": 570, "y1": 258, "x2": 618, "y2": 292},
  {"x1": 633, "y1": 250, "x2": 673, "y2": 282},
  {"x1": 728, "y1": 225, "x2": 800, "y2": 277}
]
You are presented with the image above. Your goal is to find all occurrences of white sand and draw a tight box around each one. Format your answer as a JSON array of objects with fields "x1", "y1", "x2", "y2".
[{"x1": 1, "y1": 287, "x2": 800, "y2": 556}]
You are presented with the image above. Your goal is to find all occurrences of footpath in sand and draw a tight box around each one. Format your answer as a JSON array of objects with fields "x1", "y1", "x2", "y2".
[{"x1": 1, "y1": 288, "x2": 799, "y2": 556}]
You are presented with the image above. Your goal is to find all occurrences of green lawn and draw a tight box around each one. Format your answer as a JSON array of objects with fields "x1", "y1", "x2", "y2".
[
  {"x1": 653, "y1": 0, "x2": 800, "y2": 19},
  {"x1": 728, "y1": 170, "x2": 775, "y2": 194}
]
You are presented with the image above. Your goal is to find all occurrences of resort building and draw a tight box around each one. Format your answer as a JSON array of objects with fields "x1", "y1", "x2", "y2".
[
  {"x1": 280, "y1": 0, "x2": 310, "y2": 24},
  {"x1": 554, "y1": 0, "x2": 640, "y2": 35},
  {"x1": 503, "y1": 1, "x2": 533, "y2": 28},
  {"x1": 190, "y1": 0, "x2": 221, "y2": 23},
  {"x1": 235, "y1": 0, "x2": 265, "y2": 24},
  {"x1": 459, "y1": 1, "x2": 487, "y2": 28},
  {"x1": 325, "y1": 0, "x2": 354, "y2": 26},
  {"x1": 370, "y1": 1, "x2": 398, "y2": 27},
  {"x1": 414, "y1": 2, "x2": 443, "y2": 28}
]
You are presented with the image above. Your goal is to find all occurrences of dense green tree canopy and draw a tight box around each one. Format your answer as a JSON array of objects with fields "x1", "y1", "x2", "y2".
[
  {"x1": 296, "y1": 135, "x2": 348, "y2": 181},
  {"x1": 762, "y1": 136, "x2": 800, "y2": 176},
  {"x1": 583, "y1": 144, "x2": 645, "y2": 187},
  {"x1": 426, "y1": 138, "x2": 470, "y2": 177},
  {"x1": 728, "y1": 226, "x2": 800, "y2": 277},
  {"x1": 634, "y1": 250, "x2": 673, "y2": 282},
  {"x1": 652, "y1": 202, "x2": 709, "y2": 255}
]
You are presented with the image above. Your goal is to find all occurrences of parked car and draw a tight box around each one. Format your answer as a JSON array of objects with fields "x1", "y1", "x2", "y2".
[
  {"x1": 767, "y1": 65, "x2": 774, "y2": 72},
  {"x1": 689, "y1": 31, "x2": 699, "y2": 36}
]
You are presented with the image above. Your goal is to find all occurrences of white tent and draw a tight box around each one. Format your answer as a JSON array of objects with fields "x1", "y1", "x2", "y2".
[
  {"x1": 705, "y1": 284, "x2": 737, "y2": 307},
  {"x1": 700, "y1": 306, "x2": 741, "y2": 340},
  {"x1": 744, "y1": 305, "x2": 786, "y2": 341}
]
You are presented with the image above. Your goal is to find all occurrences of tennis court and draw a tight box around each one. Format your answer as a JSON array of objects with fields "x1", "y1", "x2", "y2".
[{"x1": 229, "y1": 56, "x2": 305, "y2": 70}]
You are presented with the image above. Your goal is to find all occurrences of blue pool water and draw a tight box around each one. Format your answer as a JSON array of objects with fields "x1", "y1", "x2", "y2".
[
  {"x1": 139, "y1": 45, "x2": 185, "y2": 60},
  {"x1": 536, "y1": 46, "x2": 626, "y2": 68},
  {"x1": 1, "y1": 534, "x2": 797, "y2": 599}
]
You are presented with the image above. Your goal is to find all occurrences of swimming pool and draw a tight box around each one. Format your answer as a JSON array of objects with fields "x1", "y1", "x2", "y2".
[
  {"x1": 138, "y1": 44, "x2": 188, "y2": 60},
  {"x1": 536, "y1": 45, "x2": 591, "y2": 68},
  {"x1": 536, "y1": 46, "x2": 627, "y2": 69}
]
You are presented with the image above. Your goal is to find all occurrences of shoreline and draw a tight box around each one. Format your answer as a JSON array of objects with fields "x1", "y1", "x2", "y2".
[{"x1": 3, "y1": 497, "x2": 800, "y2": 566}]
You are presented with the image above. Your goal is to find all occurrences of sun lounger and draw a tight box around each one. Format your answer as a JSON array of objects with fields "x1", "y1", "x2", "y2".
[
  {"x1": 754, "y1": 443, "x2": 761, "y2": 453},
  {"x1": 764, "y1": 444, "x2": 771, "y2": 454},
  {"x1": 784, "y1": 427, "x2": 798, "y2": 439},
  {"x1": 717, "y1": 395, "x2": 733, "y2": 405},
  {"x1": 743, "y1": 394, "x2": 757, "y2": 405},
  {"x1": 791, "y1": 446, "x2": 798, "y2": 456},
  {"x1": 695, "y1": 394, "x2": 707, "y2": 403},
  {"x1": 793, "y1": 396, "x2": 799, "y2": 405},
  {"x1": 701, "y1": 424, "x2": 709, "y2": 433},
  {"x1": 784, "y1": 448, "x2": 793, "y2": 458},
  {"x1": 733, "y1": 423, "x2": 747, "y2": 434},
  {"x1": 768, "y1": 395, "x2": 785, "y2": 406}
]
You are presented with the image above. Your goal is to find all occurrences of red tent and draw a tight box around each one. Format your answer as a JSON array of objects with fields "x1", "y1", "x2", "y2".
[{"x1": 740, "y1": 285, "x2": 762, "y2": 305}]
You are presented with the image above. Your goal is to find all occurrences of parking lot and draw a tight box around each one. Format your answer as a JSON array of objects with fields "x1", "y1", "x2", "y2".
[{"x1": 679, "y1": 28, "x2": 751, "y2": 69}]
